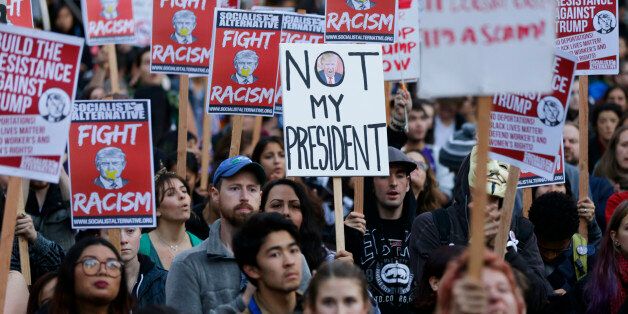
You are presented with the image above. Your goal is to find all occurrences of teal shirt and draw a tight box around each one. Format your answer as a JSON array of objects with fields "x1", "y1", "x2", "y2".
[{"x1": 139, "y1": 232, "x2": 202, "y2": 269}]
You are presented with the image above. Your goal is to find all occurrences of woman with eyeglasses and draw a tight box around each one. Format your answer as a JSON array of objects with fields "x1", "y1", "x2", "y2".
[
  {"x1": 45, "y1": 237, "x2": 134, "y2": 314},
  {"x1": 405, "y1": 150, "x2": 446, "y2": 214}
]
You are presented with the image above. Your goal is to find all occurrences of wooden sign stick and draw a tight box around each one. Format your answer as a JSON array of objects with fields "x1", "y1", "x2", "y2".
[
  {"x1": 200, "y1": 77, "x2": 212, "y2": 191},
  {"x1": 384, "y1": 82, "x2": 392, "y2": 125},
  {"x1": 107, "y1": 44, "x2": 119, "y2": 94},
  {"x1": 107, "y1": 228, "x2": 121, "y2": 253},
  {"x1": 522, "y1": 188, "x2": 532, "y2": 218},
  {"x1": 17, "y1": 178, "x2": 30, "y2": 284},
  {"x1": 39, "y1": 0, "x2": 51, "y2": 31},
  {"x1": 468, "y1": 96, "x2": 493, "y2": 280},
  {"x1": 353, "y1": 177, "x2": 364, "y2": 214},
  {"x1": 229, "y1": 116, "x2": 244, "y2": 157},
  {"x1": 252, "y1": 116, "x2": 263, "y2": 148},
  {"x1": 333, "y1": 177, "x2": 345, "y2": 252},
  {"x1": 0, "y1": 177, "x2": 24, "y2": 309},
  {"x1": 177, "y1": 75, "x2": 190, "y2": 178},
  {"x1": 578, "y1": 76, "x2": 589, "y2": 239},
  {"x1": 494, "y1": 167, "x2": 521, "y2": 259}
]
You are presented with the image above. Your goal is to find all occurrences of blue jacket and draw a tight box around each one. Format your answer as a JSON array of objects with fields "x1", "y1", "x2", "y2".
[{"x1": 133, "y1": 254, "x2": 168, "y2": 309}]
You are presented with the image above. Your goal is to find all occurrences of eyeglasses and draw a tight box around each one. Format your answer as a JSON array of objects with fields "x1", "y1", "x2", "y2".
[{"x1": 76, "y1": 257, "x2": 123, "y2": 278}]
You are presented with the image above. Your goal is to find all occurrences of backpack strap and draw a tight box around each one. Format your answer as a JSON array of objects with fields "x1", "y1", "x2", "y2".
[
  {"x1": 572, "y1": 233, "x2": 588, "y2": 281},
  {"x1": 432, "y1": 208, "x2": 452, "y2": 245}
]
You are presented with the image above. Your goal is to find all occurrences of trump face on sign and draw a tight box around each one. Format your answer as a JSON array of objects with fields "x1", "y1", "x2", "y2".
[
  {"x1": 346, "y1": 0, "x2": 375, "y2": 10},
  {"x1": 100, "y1": 0, "x2": 119, "y2": 19},
  {"x1": 316, "y1": 52, "x2": 344, "y2": 87},
  {"x1": 94, "y1": 147, "x2": 129, "y2": 190},
  {"x1": 231, "y1": 50, "x2": 259, "y2": 85},
  {"x1": 171, "y1": 10, "x2": 197, "y2": 44}
]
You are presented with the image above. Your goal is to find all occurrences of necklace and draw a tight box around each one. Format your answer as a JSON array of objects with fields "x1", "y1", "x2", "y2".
[{"x1": 154, "y1": 231, "x2": 186, "y2": 253}]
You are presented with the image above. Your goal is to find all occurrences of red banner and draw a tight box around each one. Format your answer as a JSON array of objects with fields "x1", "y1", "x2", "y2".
[
  {"x1": 69, "y1": 100, "x2": 156, "y2": 229},
  {"x1": 3, "y1": 0, "x2": 32, "y2": 28},
  {"x1": 81, "y1": 0, "x2": 135, "y2": 46},
  {"x1": 151, "y1": 0, "x2": 216, "y2": 75},
  {"x1": 325, "y1": 0, "x2": 397, "y2": 43},
  {"x1": 207, "y1": 9, "x2": 283, "y2": 116}
]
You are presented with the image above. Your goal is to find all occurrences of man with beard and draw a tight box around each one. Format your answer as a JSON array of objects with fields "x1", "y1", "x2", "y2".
[{"x1": 166, "y1": 156, "x2": 311, "y2": 314}]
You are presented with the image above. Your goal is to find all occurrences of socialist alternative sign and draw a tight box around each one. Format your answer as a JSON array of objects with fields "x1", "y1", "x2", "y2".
[
  {"x1": 81, "y1": 0, "x2": 136, "y2": 46},
  {"x1": 280, "y1": 43, "x2": 389, "y2": 177}
]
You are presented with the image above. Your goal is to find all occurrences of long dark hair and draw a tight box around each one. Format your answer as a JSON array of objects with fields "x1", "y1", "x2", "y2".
[
  {"x1": 27, "y1": 271, "x2": 58, "y2": 314},
  {"x1": 48, "y1": 238, "x2": 133, "y2": 314},
  {"x1": 251, "y1": 136, "x2": 284, "y2": 165},
  {"x1": 407, "y1": 149, "x2": 441, "y2": 213},
  {"x1": 584, "y1": 201, "x2": 628, "y2": 313},
  {"x1": 414, "y1": 245, "x2": 465, "y2": 312},
  {"x1": 261, "y1": 179, "x2": 327, "y2": 270}
]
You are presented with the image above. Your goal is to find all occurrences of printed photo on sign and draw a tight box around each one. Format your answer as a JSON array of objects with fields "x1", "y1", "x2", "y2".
[
  {"x1": 280, "y1": 43, "x2": 390, "y2": 177},
  {"x1": 151, "y1": 0, "x2": 215, "y2": 75},
  {"x1": 69, "y1": 100, "x2": 156, "y2": 229},
  {"x1": 207, "y1": 9, "x2": 283, "y2": 116},
  {"x1": 81, "y1": 0, "x2": 135, "y2": 46},
  {"x1": 325, "y1": 0, "x2": 397, "y2": 43},
  {"x1": 1, "y1": 0, "x2": 33, "y2": 27},
  {"x1": 555, "y1": 1, "x2": 619, "y2": 75},
  {"x1": 0, "y1": 25, "x2": 84, "y2": 183}
]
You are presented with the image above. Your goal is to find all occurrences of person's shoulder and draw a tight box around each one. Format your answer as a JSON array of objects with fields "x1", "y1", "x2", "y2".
[{"x1": 171, "y1": 238, "x2": 210, "y2": 266}]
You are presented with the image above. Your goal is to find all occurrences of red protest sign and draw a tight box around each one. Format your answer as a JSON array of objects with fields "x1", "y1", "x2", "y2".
[
  {"x1": 220, "y1": 0, "x2": 240, "y2": 8},
  {"x1": 3, "y1": 0, "x2": 32, "y2": 28},
  {"x1": 517, "y1": 145, "x2": 565, "y2": 188},
  {"x1": 0, "y1": 25, "x2": 83, "y2": 183},
  {"x1": 325, "y1": 0, "x2": 397, "y2": 43},
  {"x1": 151, "y1": 0, "x2": 216, "y2": 75},
  {"x1": 207, "y1": 9, "x2": 282, "y2": 116},
  {"x1": 69, "y1": 100, "x2": 156, "y2": 229},
  {"x1": 81, "y1": 0, "x2": 135, "y2": 46},
  {"x1": 556, "y1": 1, "x2": 619, "y2": 75},
  {"x1": 275, "y1": 13, "x2": 325, "y2": 114}
]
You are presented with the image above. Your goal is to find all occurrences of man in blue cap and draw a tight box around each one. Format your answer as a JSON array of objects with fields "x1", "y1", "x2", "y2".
[{"x1": 166, "y1": 156, "x2": 311, "y2": 314}]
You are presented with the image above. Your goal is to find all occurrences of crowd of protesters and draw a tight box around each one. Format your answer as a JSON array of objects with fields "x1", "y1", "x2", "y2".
[{"x1": 2, "y1": 0, "x2": 628, "y2": 313}]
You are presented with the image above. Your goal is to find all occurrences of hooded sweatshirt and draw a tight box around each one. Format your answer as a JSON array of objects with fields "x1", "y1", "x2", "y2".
[
  {"x1": 408, "y1": 154, "x2": 553, "y2": 312},
  {"x1": 346, "y1": 177, "x2": 417, "y2": 313}
]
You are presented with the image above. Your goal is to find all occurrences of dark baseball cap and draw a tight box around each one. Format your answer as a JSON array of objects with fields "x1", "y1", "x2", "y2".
[
  {"x1": 212, "y1": 155, "x2": 267, "y2": 186},
  {"x1": 388, "y1": 146, "x2": 417, "y2": 174}
]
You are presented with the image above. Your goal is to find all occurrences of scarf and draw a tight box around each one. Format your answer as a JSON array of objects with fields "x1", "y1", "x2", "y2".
[{"x1": 612, "y1": 254, "x2": 628, "y2": 313}]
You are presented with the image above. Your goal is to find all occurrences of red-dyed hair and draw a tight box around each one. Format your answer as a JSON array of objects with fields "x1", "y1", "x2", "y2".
[{"x1": 436, "y1": 249, "x2": 526, "y2": 314}]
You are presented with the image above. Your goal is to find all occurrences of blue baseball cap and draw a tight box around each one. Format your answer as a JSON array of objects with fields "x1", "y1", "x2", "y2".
[{"x1": 212, "y1": 155, "x2": 267, "y2": 186}]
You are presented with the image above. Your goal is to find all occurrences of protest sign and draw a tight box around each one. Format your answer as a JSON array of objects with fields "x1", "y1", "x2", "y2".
[
  {"x1": 207, "y1": 9, "x2": 283, "y2": 116},
  {"x1": 69, "y1": 99, "x2": 156, "y2": 229},
  {"x1": 275, "y1": 13, "x2": 325, "y2": 114},
  {"x1": 382, "y1": 0, "x2": 419, "y2": 81},
  {"x1": 151, "y1": 0, "x2": 215, "y2": 75},
  {"x1": 556, "y1": 0, "x2": 619, "y2": 75},
  {"x1": 325, "y1": 0, "x2": 397, "y2": 43},
  {"x1": 133, "y1": 0, "x2": 152, "y2": 47},
  {"x1": 516, "y1": 145, "x2": 565, "y2": 188},
  {"x1": 489, "y1": 50, "x2": 577, "y2": 156},
  {"x1": 419, "y1": 1, "x2": 555, "y2": 97},
  {"x1": 81, "y1": 0, "x2": 135, "y2": 46},
  {"x1": 280, "y1": 43, "x2": 389, "y2": 176},
  {"x1": 1, "y1": 0, "x2": 32, "y2": 27},
  {"x1": 223, "y1": 0, "x2": 239, "y2": 8},
  {"x1": 252, "y1": 6, "x2": 294, "y2": 12},
  {"x1": 491, "y1": 146, "x2": 559, "y2": 181},
  {"x1": 0, "y1": 25, "x2": 83, "y2": 183}
]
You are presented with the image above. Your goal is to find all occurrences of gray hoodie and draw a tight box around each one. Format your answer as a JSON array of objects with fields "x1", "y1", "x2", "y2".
[{"x1": 166, "y1": 219, "x2": 311, "y2": 314}]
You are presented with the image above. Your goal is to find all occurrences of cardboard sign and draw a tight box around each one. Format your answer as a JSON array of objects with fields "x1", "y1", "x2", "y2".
[
  {"x1": 0, "y1": 25, "x2": 83, "y2": 183},
  {"x1": 382, "y1": 0, "x2": 419, "y2": 81},
  {"x1": 69, "y1": 100, "x2": 156, "y2": 229},
  {"x1": 81, "y1": 0, "x2": 135, "y2": 46},
  {"x1": 275, "y1": 13, "x2": 325, "y2": 114},
  {"x1": 325, "y1": 0, "x2": 397, "y2": 43},
  {"x1": 2, "y1": 0, "x2": 32, "y2": 28},
  {"x1": 516, "y1": 145, "x2": 565, "y2": 188},
  {"x1": 280, "y1": 43, "x2": 390, "y2": 176},
  {"x1": 207, "y1": 9, "x2": 283, "y2": 116},
  {"x1": 556, "y1": 1, "x2": 619, "y2": 75},
  {"x1": 151, "y1": 0, "x2": 216, "y2": 75},
  {"x1": 490, "y1": 50, "x2": 577, "y2": 156},
  {"x1": 133, "y1": 0, "x2": 152, "y2": 47},
  {"x1": 419, "y1": 1, "x2": 556, "y2": 97}
]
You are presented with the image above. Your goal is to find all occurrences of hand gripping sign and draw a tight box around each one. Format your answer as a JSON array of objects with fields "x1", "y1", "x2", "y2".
[
  {"x1": 0, "y1": 25, "x2": 83, "y2": 183},
  {"x1": 207, "y1": 9, "x2": 283, "y2": 116},
  {"x1": 325, "y1": 0, "x2": 397, "y2": 43},
  {"x1": 151, "y1": 0, "x2": 217, "y2": 75},
  {"x1": 69, "y1": 100, "x2": 156, "y2": 229},
  {"x1": 81, "y1": 0, "x2": 136, "y2": 45},
  {"x1": 0, "y1": 0, "x2": 32, "y2": 27},
  {"x1": 280, "y1": 43, "x2": 390, "y2": 177},
  {"x1": 555, "y1": 0, "x2": 619, "y2": 75},
  {"x1": 419, "y1": 0, "x2": 556, "y2": 97}
]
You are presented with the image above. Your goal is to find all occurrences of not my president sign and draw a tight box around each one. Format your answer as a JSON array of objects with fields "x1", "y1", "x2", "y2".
[{"x1": 280, "y1": 43, "x2": 389, "y2": 177}]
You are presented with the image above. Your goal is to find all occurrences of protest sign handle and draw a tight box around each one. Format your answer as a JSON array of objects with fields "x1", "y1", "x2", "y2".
[
  {"x1": 494, "y1": 167, "x2": 521, "y2": 259},
  {"x1": 17, "y1": 177, "x2": 30, "y2": 284},
  {"x1": 177, "y1": 75, "x2": 190, "y2": 178},
  {"x1": 0, "y1": 177, "x2": 24, "y2": 310},
  {"x1": 107, "y1": 229, "x2": 121, "y2": 253},
  {"x1": 229, "y1": 116, "x2": 244, "y2": 157},
  {"x1": 385, "y1": 82, "x2": 392, "y2": 125},
  {"x1": 39, "y1": 0, "x2": 51, "y2": 31},
  {"x1": 578, "y1": 76, "x2": 589, "y2": 240},
  {"x1": 522, "y1": 188, "x2": 532, "y2": 218},
  {"x1": 107, "y1": 44, "x2": 119, "y2": 94},
  {"x1": 333, "y1": 177, "x2": 345, "y2": 252},
  {"x1": 353, "y1": 177, "x2": 364, "y2": 214},
  {"x1": 468, "y1": 97, "x2": 492, "y2": 280},
  {"x1": 200, "y1": 78, "x2": 212, "y2": 191},
  {"x1": 252, "y1": 116, "x2": 263, "y2": 148}
]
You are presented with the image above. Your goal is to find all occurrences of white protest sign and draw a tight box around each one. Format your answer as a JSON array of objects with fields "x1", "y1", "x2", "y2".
[
  {"x1": 383, "y1": 0, "x2": 419, "y2": 82},
  {"x1": 419, "y1": 1, "x2": 556, "y2": 97},
  {"x1": 280, "y1": 43, "x2": 389, "y2": 177}
]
